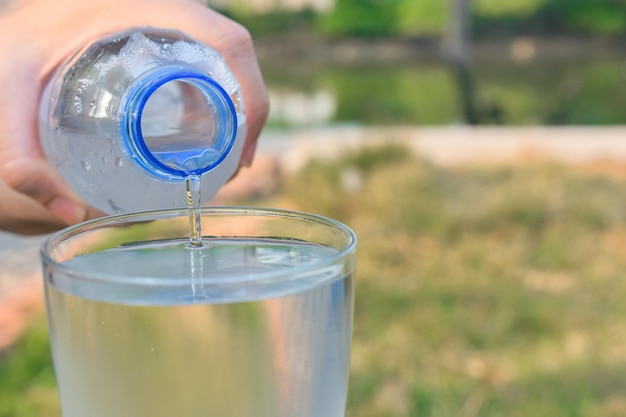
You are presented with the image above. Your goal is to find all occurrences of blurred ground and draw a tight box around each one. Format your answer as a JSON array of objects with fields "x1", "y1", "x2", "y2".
[{"x1": 2, "y1": 126, "x2": 626, "y2": 350}]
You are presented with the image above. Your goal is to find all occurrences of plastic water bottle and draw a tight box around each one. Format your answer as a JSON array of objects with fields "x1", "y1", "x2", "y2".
[{"x1": 38, "y1": 27, "x2": 247, "y2": 214}]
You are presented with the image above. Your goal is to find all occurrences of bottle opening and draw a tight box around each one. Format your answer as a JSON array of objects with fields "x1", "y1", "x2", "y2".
[{"x1": 121, "y1": 67, "x2": 237, "y2": 180}]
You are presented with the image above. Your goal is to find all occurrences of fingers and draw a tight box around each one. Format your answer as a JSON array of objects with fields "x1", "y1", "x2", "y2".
[
  {"x1": 0, "y1": 176, "x2": 103, "y2": 234},
  {"x1": 0, "y1": 178, "x2": 67, "y2": 235},
  {"x1": 0, "y1": 43, "x2": 89, "y2": 227}
]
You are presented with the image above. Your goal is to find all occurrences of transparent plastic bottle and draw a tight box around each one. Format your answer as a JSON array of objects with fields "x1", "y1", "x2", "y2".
[{"x1": 39, "y1": 27, "x2": 247, "y2": 214}]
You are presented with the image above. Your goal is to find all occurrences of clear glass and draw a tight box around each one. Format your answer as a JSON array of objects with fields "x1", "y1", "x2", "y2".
[{"x1": 40, "y1": 207, "x2": 357, "y2": 417}]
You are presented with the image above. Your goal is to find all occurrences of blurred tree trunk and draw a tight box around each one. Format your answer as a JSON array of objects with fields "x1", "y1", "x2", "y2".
[
  {"x1": 448, "y1": 0, "x2": 471, "y2": 64},
  {"x1": 446, "y1": 0, "x2": 479, "y2": 124}
]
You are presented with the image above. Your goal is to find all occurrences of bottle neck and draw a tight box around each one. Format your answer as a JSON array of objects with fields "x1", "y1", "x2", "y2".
[{"x1": 120, "y1": 65, "x2": 238, "y2": 181}]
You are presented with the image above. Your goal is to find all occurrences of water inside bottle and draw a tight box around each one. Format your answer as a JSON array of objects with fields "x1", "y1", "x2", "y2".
[{"x1": 141, "y1": 80, "x2": 223, "y2": 174}]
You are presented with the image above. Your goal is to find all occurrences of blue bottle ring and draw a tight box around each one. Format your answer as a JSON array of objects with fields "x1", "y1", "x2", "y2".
[{"x1": 120, "y1": 65, "x2": 238, "y2": 181}]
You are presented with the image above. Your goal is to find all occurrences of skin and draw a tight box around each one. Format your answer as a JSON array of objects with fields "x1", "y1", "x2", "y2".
[{"x1": 0, "y1": 0, "x2": 269, "y2": 234}]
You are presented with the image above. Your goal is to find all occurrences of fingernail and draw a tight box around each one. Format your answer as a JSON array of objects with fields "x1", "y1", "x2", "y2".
[{"x1": 48, "y1": 197, "x2": 87, "y2": 225}]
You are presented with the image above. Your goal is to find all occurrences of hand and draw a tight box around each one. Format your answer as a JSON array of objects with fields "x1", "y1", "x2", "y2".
[{"x1": 0, "y1": 0, "x2": 269, "y2": 234}]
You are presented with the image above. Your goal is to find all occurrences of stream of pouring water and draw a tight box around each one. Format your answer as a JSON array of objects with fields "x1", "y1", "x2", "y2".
[
  {"x1": 185, "y1": 174, "x2": 205, "y2": 298},
  {"x1": 186, "y1": 174, "x2": 203, "y2": 247}
]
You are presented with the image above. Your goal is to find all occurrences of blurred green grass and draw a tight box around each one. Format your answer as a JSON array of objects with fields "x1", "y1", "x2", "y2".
[
  {"x1": 4, "y1": 143, "x2": 626, "y2": 416},
  {"x1": 0, "y1": 319, "x2": 59, "y2": 417}
]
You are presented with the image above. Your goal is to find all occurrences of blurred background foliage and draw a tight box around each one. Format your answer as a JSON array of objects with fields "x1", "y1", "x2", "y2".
[
  {"x1": 225, "y1": 0, "x2": 626, "y2": 38},
  {"x1": 220, "y1": 0, "x2": 626, "y2": 126}
]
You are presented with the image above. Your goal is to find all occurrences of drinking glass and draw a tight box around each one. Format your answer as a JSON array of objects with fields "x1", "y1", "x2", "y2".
[{"x1": 40, "y1": 207, "x2": 357, "y2": 417}]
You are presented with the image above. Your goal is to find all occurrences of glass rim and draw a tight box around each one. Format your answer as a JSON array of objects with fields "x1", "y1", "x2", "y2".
[{"x1": 40, "y1": 206, "x2": 357, "y2": 287}]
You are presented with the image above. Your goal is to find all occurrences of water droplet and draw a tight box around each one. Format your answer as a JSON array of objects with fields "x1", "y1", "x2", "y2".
[
  {"x1": 54, "y1": 125, "x2": 61, "y2": 134},
  {"x1": 81, "y1": 160, "x2": 92, "y2": 171},
  {"x1": 90, "y1": 100, "x2": 96, "y2": 109},
  {"x1": 101, "y1": 156, "x2": 107, "y2": 164},
  {"x1": 115, "y1": 157, "x2": 124, "y2": 168}
]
